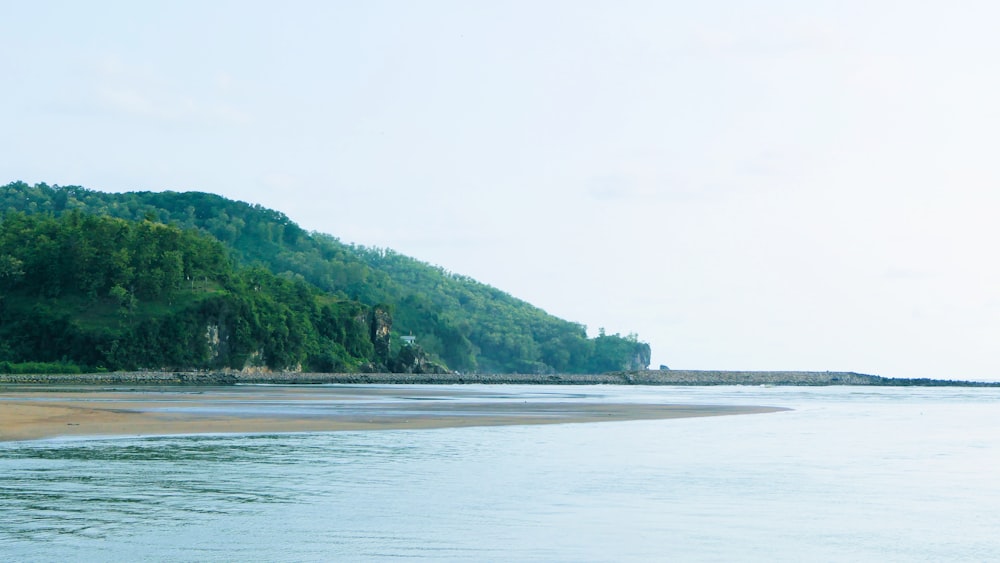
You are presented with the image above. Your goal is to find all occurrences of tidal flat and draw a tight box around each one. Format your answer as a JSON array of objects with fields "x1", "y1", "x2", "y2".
[{"x1": 0, "y1": 384, "x2": 785, "y2": 442}]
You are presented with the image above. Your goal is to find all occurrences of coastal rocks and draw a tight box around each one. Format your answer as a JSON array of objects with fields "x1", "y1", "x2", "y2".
[
  {"x1": 0, "y1": 371, "x2": 238, "y2": 385},
  {"x1": 171, "y1": 371, "x2": 237, "y2": 385},
  {"x1": 2, "y1": 370, "x2": 996, "y2": 387},
  {"x1": 609, "y1": 370, "x2": 992, "y2": 386},
  {"x1": 626, "y1": 347, "x2": 651, "y2": 372},
  {"x1": 388, "y1": 344, "x2": 450, "y2": 375}
]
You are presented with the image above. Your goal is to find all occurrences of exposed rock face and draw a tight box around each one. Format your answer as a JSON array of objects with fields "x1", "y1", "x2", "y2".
[
  {"x1": 370, "y1": 306, "x2": 392, "y2": 365},
  {"x1": 205, "y1": 324, "x2": 223, "y2": 361},
  {"x1": 204, "y1": 319, "x2": 239, "y2": 367},
  {"x1": 626, "y1": 345, "x2": 651, "y2": 371},
  {"x1": 389, "y1": 344, "x2": 450, "y2": 375}
]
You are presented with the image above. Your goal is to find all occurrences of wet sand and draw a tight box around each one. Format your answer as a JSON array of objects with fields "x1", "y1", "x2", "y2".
[{"x1": 0, "y1": 386, "x2": 788, "y2": 442}]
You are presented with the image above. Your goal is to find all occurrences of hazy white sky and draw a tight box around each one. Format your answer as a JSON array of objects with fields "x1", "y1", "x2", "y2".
[{"x1": 4, "y1": 1, "x2": 1000, "y2": 379}]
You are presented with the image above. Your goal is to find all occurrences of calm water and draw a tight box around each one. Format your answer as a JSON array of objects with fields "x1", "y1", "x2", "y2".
[{"x1": 3, "y1": 385, "x2": 1000, "y2": 562}]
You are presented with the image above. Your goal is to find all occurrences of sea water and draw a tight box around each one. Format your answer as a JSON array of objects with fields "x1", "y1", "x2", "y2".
[{"x1": 2, "y1": 385, "x2": 1000, "y2": 562}]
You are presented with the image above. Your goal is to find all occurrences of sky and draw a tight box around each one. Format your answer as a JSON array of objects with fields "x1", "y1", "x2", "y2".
[{"x1": 3, "y1": 1, "x2": 1000, "y2": 380}]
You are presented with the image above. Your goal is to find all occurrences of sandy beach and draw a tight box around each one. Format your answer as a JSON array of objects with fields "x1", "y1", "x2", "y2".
[{"x1": 0, "y1": 385, "x2": 787, "y2": 442}]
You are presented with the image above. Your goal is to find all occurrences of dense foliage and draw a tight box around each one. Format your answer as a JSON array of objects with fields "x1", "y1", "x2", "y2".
[
  {"x1": 0, "y1": 212, "x2": 373, "y2": 371},
  {"x1": 0, "y1": 182, "x2": 651, "y2": 373}
]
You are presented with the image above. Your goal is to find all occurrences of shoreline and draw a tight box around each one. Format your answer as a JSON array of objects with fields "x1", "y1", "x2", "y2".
[
  {"x1": 0, "y1": 386, "x2": 788, "y2": 442},
  {"x1": 1, "y1": 369, "x2": 997, "y2": 387}
]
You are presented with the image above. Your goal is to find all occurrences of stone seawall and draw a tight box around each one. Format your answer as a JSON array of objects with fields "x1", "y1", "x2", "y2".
[{"x1": 0, "y1": 370, "x2": 995, "y2": 386}]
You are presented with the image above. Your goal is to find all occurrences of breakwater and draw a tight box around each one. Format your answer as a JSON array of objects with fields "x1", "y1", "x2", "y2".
[{"x1": 0, "y1": 370, "x2": 996, "y2": 387}]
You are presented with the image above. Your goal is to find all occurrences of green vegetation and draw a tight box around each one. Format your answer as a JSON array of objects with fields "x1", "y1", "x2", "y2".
[
  {"x1": 0, "y1": 181, "x2": 651, "y2": 374},
  {"x1": 0, "y1": 212, "x2": 373, "y2": 372},
  {"x1": 0, "y1": 361, "x2": 84, "y2": 374}
]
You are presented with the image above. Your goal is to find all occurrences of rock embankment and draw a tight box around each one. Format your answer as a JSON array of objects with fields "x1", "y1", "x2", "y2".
[
  {"x1": 0, "y1": 370, "x2": 996, "y2": 386},
  {"x1": 621, "y1": 370, "x2": 881, "y2": 386}
]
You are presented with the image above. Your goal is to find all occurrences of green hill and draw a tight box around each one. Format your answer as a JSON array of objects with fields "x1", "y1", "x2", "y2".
[
  {"x1": 0, "y1": 181, "x2": 651, "y2": 374},
  {"x1": 0, "y1": 211, "x2": 375, "y2": 372}
]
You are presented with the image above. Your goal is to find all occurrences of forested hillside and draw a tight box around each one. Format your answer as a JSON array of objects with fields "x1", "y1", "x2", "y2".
[
  {"x1": 0, "y1": 182, "x2": 651, "y2": 374},
  {"x1": 0, "y1": 212, "x2": 375, "y2": 372}
]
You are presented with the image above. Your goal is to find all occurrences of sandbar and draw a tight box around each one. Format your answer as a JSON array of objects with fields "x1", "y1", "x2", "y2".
[{"x1": 0, "y1": 385, "x2": 788, "y2": 442}]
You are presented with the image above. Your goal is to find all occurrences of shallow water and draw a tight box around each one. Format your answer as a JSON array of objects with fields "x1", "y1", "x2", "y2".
[{"x1": 3, "y1": 385, "x2": 1000, "y2": 562}]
